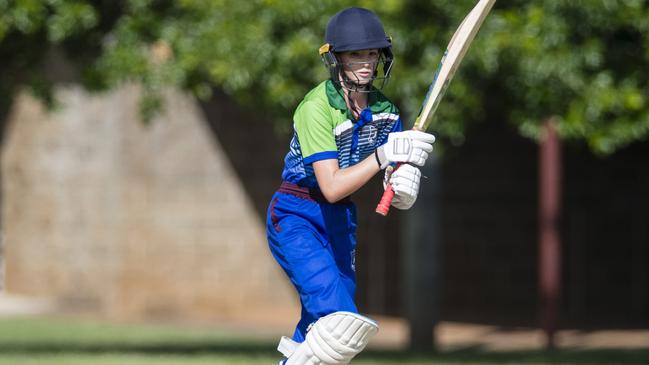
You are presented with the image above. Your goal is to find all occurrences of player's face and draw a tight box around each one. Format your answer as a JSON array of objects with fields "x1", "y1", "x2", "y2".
[{"x1": 338, "y1": 49, "x2": 379, "y2": 85}]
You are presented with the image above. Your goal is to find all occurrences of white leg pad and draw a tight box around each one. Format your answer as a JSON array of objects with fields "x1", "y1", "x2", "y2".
[
  {"x1": 284, "y1": 311, "x2": 379, "y2": 365},
  {"x1": 278, "y1": 336, "x2": 299, "y2": 358}
]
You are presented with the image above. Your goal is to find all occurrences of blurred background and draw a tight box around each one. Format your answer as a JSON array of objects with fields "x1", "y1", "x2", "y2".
[{"x1": 1, "y1": 0, "x2": 648, "y2": 364}]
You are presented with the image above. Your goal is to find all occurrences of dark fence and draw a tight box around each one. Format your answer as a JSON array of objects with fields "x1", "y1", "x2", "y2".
[{"x1": 205, "y1": 92, "x2": 649, "y2": 329}]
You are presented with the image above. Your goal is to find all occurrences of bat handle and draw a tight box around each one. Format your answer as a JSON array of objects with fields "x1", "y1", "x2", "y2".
[
  {"x1": 375, "y1": 163, "x2": 401, "y2": 216},
  {"x1": 375, "y1": 182, "x2": 396, "y2": 216}
]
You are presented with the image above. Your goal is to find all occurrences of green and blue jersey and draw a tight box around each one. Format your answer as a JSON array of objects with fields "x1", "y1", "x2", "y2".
[{"x1": 282, "y1": 80, "x2": 402, "y2": 189}]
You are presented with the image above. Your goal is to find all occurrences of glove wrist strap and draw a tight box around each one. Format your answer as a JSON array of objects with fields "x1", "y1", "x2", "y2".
[{"x1": 375, "y1": 146, "x2": 388, "y2": 169}]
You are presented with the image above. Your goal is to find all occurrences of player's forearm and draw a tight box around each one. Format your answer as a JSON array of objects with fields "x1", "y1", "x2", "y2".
[{"x1": 314, "y1": 156, "x2": 380, "y2": 203}]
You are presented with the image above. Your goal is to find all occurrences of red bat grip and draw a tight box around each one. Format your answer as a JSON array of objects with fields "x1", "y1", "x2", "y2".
[
  {"x1": 375, "y1": 163, "x2": 402, "y2": 216},
  {"x1": 375, "y1": 182, "x2": 396, "y2": 216}
]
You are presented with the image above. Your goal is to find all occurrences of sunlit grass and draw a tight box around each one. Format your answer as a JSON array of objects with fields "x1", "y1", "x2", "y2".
[{"x1": 0, "y1": 316, "x2": 647, "y2": 365}]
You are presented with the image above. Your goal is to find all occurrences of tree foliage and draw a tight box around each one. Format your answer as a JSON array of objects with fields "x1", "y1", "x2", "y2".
[
  {"x1": 1, "y1": 0, "x2": 649, "y2": 154},
  {"x1": 488, "y1": 0, "x2": 649, "y2": 154}
]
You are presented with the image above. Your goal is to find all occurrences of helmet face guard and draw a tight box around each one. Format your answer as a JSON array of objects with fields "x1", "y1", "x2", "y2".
[
  {"x1": 320, "y1": 44, "x2": 394, "y2": 92},
  {"x1": 320, "y1": 7, "x2": 394, "y2": 92}
]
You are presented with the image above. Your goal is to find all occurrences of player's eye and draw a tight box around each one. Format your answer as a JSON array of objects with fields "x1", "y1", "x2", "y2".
[{"x1": 366, "y1": 51, "x2": 379, "y2": 61}]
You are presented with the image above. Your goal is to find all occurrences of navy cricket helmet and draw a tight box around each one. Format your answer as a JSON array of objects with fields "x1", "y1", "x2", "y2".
[{"x1": 319, "y1": 7, "x2": 394, "y2": 91}]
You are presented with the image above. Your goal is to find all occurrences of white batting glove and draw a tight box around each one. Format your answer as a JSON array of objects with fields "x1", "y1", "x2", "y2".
[
  {"x1": 383, "y1": 164, "x2": 421, "y2": 210},
  {"x1": 375, "y1": 130, "x2": 435, "y2": 169}
]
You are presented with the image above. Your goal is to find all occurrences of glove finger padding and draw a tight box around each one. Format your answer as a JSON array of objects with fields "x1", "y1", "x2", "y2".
[
  {"x1": 411, "y1": 139, "x2": 434, "y2": 153},
  {"x1": 410, "y1": 150, "x2": 429, "y2": 167},
  {"x1": 409, "y1": 130, "x2": 436, "y2": 144},
  {"x1": 391, "y1": 167, "x2": 420, "y2": 194}
]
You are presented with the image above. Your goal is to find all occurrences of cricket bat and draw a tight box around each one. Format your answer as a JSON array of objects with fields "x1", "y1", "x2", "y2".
[{"x1": 376, "y1": 0, "x2": 496, "y2": 216}]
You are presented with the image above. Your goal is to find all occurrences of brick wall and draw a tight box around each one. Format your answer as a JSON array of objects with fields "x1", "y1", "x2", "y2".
[{"x1": 1, "y1": 85, "x2": 299, "y2": 322}]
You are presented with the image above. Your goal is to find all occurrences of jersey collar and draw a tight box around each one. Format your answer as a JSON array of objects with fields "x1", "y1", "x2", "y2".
[{"x1": 325, "y1": 80, "x2": 380, "y2": 116}]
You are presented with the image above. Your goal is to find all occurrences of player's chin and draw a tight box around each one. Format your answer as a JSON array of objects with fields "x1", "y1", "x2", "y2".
[{"x1": 355, "y1": 77, "x2": 372, "y2": 85}]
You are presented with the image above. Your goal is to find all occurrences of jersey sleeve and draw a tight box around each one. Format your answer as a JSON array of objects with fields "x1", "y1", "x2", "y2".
[{"x1": 294, "y1": 100, "x2": 338, "y2": 164}]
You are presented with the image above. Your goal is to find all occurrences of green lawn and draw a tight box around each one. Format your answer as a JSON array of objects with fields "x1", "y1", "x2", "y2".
[{"x1": 0, "y1": 316, "x2": 647, "y2": 365}]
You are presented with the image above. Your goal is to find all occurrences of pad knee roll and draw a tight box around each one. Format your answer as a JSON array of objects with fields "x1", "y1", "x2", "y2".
[{"x1": 283, "y1": 311, "x2": 378, "y2": 365}]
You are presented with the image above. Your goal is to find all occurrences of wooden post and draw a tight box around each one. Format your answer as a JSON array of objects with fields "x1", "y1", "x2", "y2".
[
  {"x1": 539, "y1": 119, "x2": 562, "y2": 349},
  {"x1": 402, "y1": 153, "x2": 441, "y2": 351}
]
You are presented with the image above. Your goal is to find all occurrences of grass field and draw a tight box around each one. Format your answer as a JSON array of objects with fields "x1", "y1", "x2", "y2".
[{"x1": 0, "y1": 316, "x2": 647, "y2": 365}]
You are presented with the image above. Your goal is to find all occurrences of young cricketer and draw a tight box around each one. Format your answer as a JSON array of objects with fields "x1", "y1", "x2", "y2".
[{"x1": 267, "y1": 7, "x2": 436, "y2": 365}]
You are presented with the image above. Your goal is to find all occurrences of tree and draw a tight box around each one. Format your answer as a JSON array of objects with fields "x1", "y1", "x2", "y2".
[
  {"x1": 483, "y1": 0, "x2": 649, "y2": 154},
  {"x1": 4, "y1": 0, "x2": 648, "y2": 149}
]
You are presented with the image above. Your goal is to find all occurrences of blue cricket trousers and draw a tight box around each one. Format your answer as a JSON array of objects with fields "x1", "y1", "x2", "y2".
[{"x1": 266, "y1": 182, "x2": 358, "y2": 342}]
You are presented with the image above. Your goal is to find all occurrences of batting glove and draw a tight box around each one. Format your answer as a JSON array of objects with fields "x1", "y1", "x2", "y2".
[
  {"x1": 375, "y1": 130, "x2": 435, "y2": 169},
  {"x1": 383, "y1": 164, "x2": 422, "y2": 210}
]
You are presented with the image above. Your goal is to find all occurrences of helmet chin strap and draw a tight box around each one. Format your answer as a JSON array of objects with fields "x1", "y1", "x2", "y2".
[
  {"x1": 344, "y1": 88, "x2": 359, "y2": 119},
  {"x1": 341, "y1": 76, "x2": 370, "y2": 119}
]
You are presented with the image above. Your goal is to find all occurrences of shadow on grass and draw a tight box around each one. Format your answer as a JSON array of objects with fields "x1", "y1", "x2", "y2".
[
  {"x1": 361, "y1": 348, "x2": 649, "y2": 364},
  {"x1": 0, "y1": 340, "x2": 648, "y2": 364}
]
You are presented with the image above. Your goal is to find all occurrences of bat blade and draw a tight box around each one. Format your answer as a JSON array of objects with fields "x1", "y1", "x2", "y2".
[{"x1": 415, "y1": 0, "x2": 496, "y2": 131}]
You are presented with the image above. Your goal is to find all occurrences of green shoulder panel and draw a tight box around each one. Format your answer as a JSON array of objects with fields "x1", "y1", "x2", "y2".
[{"x1": 294, "y1": 81, "x2": 343, "y2": 159}]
